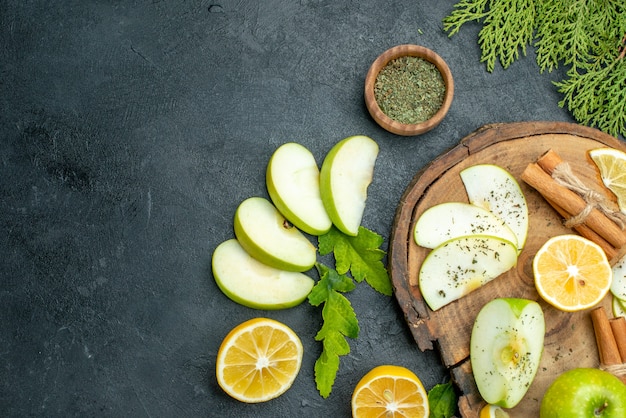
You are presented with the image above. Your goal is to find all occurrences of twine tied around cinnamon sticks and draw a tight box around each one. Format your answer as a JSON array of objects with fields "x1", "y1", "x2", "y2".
[
  {"x1": 550, "y1": 162, "x2": 626, "y2": 230},
  {"x1": 521, "y1": 149, "x2": 626, "y2": 262}
]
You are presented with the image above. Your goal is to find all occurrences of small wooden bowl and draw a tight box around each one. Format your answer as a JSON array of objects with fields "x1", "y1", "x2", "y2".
[{"x1": 364, "y1": 44, "x2": 454, "y2": 136}]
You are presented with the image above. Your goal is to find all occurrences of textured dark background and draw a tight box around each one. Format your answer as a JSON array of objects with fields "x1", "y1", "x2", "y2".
[{"x1": 1, "y1": 1, "x2": 597, "y2": 417}]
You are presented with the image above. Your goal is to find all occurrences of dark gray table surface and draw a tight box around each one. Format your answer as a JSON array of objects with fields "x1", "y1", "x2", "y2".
[{"x1": 2, "y1": 1, "x2": 608, "y2": 417}]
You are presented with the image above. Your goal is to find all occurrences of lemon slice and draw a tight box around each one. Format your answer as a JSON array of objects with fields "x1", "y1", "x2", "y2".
[
  {"x1": 588, "y1": 147, "x2": 626, "y2": 212},
  {"x1": 216, "y1": 317, "x2": 303, "y2": 403},
  {"x1": 351, "y1": 365, "x2": 429, "y2": 418},
  {"x1": 533, "y1": 234, "x2": 612, "y2": 311}
]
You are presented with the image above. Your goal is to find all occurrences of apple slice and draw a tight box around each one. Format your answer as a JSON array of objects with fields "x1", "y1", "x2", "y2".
[
  {"x1": 611, "y1": 255, "x2": 626, "y2": 301},
  {"x1": 460, "y1": 164, "x2": 529, "y2": 251},
  {"x1": 471, "y1": 298, "x2": 545, "y2": 409},
  {"x1": 234, "y1": 197, "x2": 316, "y2": 272},
  {"x1": 414, "y1": 202, "x2": 518, "y2": 249},
  {"x1": 419, "y1": 235, "x2": 518, "y2": 311},
  {"x1": 212, "y1": 239, "x2": 314, "y2": 309},
  {"x1": 266, "y1": 142, "x2": 332, "y2": 236},
  {"x1": 613, "y1": 295, "x2": 626, "y2": 318},
  {"x1": 319, "y1": 135, "x2": 379, "y2": 236}
]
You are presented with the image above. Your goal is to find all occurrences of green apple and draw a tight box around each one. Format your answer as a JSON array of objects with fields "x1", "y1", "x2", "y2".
[
  {"x1": 319, "y1": 135, "x2": 379, "y2": 236},
  {"x1": 212, "y1": 239, "x2": 314, "y2": 309},
  {"x1": 540, "y1": 368, "x2": 626, "y2": 418},
  {"x1": 419, "y1": 235, "x2": 518, "y2": 311},
  {"x1": 414, "y1": 202, "x2": 518, "y2": 249},
  {"x1": 611, "y1": 255, "x2": 626, "y2": 301},
  {"x1": 234, "y1": 197, "x2": 316, "y2": 272},
  {"x1": 471, "y1": 298, "x2": 545, "y2": 409},
  {"x1": 266, "y1": 142, "x2": 332, "y2": 236},
  {"x1": 460, "y1": 164, "x2": 529, "y2": 251}
]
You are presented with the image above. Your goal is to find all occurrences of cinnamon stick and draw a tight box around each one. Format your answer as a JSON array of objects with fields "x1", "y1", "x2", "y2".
[
  {"x1": 545, "y1": 197, "x2": 618, "y2": 260},
  {"x1": 521, "y1": 163, "x2": 626, "y2": 249},
  {"x1": 591, "y1": 306, "x2": 622, "y2": 366},
  {"x1": 536, "y1": 149, "x2": 566, "y2": 175},
  {"x1": 610, "y1": 316, "x2": 626, "y2": 363}
]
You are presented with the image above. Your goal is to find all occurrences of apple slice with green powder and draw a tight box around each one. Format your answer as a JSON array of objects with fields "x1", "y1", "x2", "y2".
[
  {"x1": 266, "y1": 142, "x2": 332, "y2": 236},
  {"x1": 212, "y1": 239, "x2": 314, "y2": 309},
  {"x1": 319, "y1": 135, "x2": 379, "y2": 236},
  {"x1": 234, "y1": 196, "x2": 316, "y2": 272},
  {"x1": 419, "y1": 235, "x2": 518, "y2": 311},
  {"x1": 460, "y1": 164, "x2": 529, "y2": 251},
  {"x1": 414, "y1": 202, "x2": 518, "y2": 249},
  {"x1": 471, "y1": 298, "x2": 545, "y2": 409}
]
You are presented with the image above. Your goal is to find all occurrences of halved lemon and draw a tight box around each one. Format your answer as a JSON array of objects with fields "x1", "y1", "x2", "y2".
[
  {"x1": 351, "y1": 365, "x2": 429, "y2": 418},
  {"x1": 588, "y1": 147, "x2": 626, "y2": 212},
  {"x1": 480, "y1": 404, "x2": 510, "y2": 418},
  {"x1": 533, "y1": 234, "x2": 612, "y2": 312},
  {"x1": 216, "y1": 317, "x2": 303, "y2": 403}
]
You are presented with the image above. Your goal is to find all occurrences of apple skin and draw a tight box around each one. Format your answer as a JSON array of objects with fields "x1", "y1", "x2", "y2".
[
  {"x1": 212, "y1": 239, "x2": 314, "y2": 310},
  {"x1": 234, "y1": 197, "x2": 317, "y2": 272},
  {"x1": 319, "y1": 135, "x2": 379, "y2": 236},
  {"x1": 266, "y1": 142, "x2": 332, "y2": 236},
  {"x1": 540, "y1": 368, "x2": 626, "y2": 418}
]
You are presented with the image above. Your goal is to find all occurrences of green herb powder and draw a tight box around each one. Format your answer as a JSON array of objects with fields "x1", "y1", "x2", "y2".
[{"x1": 374, "y1": 56, "x2": 445, "y2": 125}]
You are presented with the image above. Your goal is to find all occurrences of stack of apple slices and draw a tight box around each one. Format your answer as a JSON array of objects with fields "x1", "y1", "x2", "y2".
[
  {"x1": 212, "y1": 136, "x2": 379, "y2": 310},
  {"x1": 415, "y1": 164, "x2": 529, "y2": 311}
]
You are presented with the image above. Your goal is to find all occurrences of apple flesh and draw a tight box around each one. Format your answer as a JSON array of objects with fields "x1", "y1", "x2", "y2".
[
  {"x1": 471, "y1": 298, "x2": 545, "y2": 409},
  {"x1": 319, "y1": 135, "x2": 379, "y2": 236},
  {"x1": 414, "y1": 202, "x2": 518, "y2": 249},
  {"x1": 460, "y1": 164, "x2": 529, "y2": 251},
  {"x1": 212, "y1": 239, "x2": 314, "y2": 309},
  {"x1": 540, "y1": 368, "x2": 626, "y2": 418},
  {"x1": 234, "y1": 197, "x2": 316, "y2": 272},
  {"x1": 419, "y1": 235, "x2": 518, "y2": 311},
  {"x1": 266, "y1": 142, "x2": 332, "y2": 236}
]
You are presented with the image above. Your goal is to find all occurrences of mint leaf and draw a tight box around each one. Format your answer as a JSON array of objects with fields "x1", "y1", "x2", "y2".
[
  {"x1": 309, "y1": 263, "x2": 359, "y2": 398},
  {"x1": 308, "y1": 263, "x2": 356, "y2": 306},
  {"x1": 318, "y1": 226, "x2": 392, "y2": 296},
  {"x1": 428, "y1": 382, "x2": 457, "y2": 418},
  {"x1": 313, "y1": 349, "x2": 339, "y2": 399}
]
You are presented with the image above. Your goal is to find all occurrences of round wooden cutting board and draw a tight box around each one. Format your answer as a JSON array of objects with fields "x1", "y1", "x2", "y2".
[{"x1": 389, "y1": 121, "x2": 626, "y2": 417}]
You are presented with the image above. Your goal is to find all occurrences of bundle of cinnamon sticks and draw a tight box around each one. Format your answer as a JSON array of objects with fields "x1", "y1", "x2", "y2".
[
  {"x1": 591, "y1": 306, "x2": 626, "y2": 384},
  {"x1": 521, "y1": 149, "x2": 626, "y2": 263}
]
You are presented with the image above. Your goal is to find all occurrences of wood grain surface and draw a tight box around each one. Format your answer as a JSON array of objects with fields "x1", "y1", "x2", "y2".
[{"x1": 389, "y1": 121, "x2": 626, "y2": 417}]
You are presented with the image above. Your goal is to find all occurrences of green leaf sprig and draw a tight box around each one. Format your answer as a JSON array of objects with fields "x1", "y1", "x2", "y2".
[
  {"x1": 443, "y1": 0, "x2": 626, "y2": 138},
  {"x1": 308, "y1": 225, "x2": 392, "y2": 398},
  {"x1": 427, "y1": 382, "x2": 457, "y2": 418}
]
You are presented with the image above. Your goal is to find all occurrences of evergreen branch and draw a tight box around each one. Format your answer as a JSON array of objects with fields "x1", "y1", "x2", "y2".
[
  {"x1": 555, "y1": 56, "x2": 626, "y2": 138},
  {"x1": 442, "y1": 0, "x2": 490, "y2": 36},
  {"x1": 476, "y1": 0, "x2": 536, "y2": 72},
  {"x1": 444, "y1": 0, "x2": 626, "y2": 137},
  {"x1": 534, "y1": 0, "x2": 592, "y2": 72}
]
